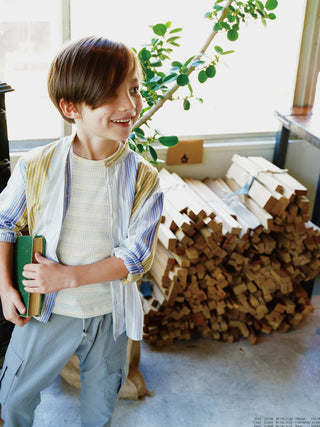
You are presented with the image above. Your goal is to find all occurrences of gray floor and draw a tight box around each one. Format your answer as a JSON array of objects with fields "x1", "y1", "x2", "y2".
[{"x1": 1, "y1": 281, "x2": 320, "y2": 427}]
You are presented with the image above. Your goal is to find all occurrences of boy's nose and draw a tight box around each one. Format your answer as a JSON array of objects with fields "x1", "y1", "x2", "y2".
[{"x1": 118, "y1": 93, "x2": 135, "y2": 112}]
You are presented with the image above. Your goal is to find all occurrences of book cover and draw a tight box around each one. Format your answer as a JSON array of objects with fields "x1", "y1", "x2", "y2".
[{"x1": 14, "y1": 235, "x2": 46, "y2": 317}]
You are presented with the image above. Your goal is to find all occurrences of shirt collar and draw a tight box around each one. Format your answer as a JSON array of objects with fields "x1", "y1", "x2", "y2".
[{"x1": 69, "y1": 134, "x2": 129, "y2": 167}]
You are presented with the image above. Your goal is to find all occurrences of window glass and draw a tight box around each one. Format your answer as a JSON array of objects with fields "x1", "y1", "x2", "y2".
[
  {"x1": 0, "y1": 0, "x2": 62, "y2": 140},
  {"x1": 71, "y1": 0, "x2": 306, "y2": 136},
  {"x1": 0, "y1": 0, "x2": 306, "y2": 141}
]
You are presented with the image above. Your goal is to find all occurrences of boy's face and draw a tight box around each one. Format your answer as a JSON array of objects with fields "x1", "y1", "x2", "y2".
[{"x1": 75, "y1": 71, "x2": 143, "y2": 149}]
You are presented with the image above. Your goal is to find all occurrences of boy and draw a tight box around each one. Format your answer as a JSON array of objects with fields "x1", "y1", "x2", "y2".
[{"x1": 0, "y1": 36, "x2": 163, "y2": 426}]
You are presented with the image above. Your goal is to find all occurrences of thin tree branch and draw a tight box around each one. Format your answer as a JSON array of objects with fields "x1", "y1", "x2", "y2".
[{"x1": 135, "y1": 0, "x2": 233, "y2": 129}]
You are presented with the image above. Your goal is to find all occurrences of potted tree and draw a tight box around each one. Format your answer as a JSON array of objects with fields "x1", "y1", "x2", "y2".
[{"x1": 129, "y1": 0, "x2": 278, "y2": 163}]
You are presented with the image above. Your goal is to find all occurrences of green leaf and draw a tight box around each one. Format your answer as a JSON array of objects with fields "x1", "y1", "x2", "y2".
[
  {"x1": 138, "y1": 48, "x2": 151, "y2": 61},
  {"x1": 227, "y1": 13, "x2": 236, "y2": 23},
  {"x1": 150, "y1": 60, "x2": 162, "y2": 67},
  {"x1": 133, "y1": 127, "x2": 145, "y2": 137},
  {"x1": 198, "y1": 70, "x2": 208, "y2": 83},
  {"x1": 213, "y1": 22, "x2": 222, "y2": 31},
  {"x1": 169, "y1": 27, "x2": 183, "y2": 34},
  {"x1": 140, "y1": 91, "x2": 149, "y2": 100},
  {"x1": 184, "y1": 56, "x2": 195, "y2": 67},
  {"x1": 153, "y1": 24, "x2": 167, "y2": 36},
  {"x1": 221, "y1": 50, "x2": 235, "y2": 55},
  {"x1": 167, "y1": 36, "x2": 180, "y2": 44},
  {"x1": 128, "y1": 142, "x2": 136, "y2": 151},
  {"x1": 172, "y1": 61, "x2": 183, "y2": 69},
  {"x1": 177, "y1": 74, "x2": 189, "y2": 86},
  {"x1": 255, "y1": 0, "x2": 265, "y2": 12},
  {"x1": 190, "y1": 59, "x2": 205, "y2": 67},
  {"x1": 268, "y1": 12, "x2": 276, "y2": 20},
  {"x1": 227, "y1": 29, "x2": 239, "y2": 41},
  {"x1": 265, "y1": 0, "x2": 278, "y2": 11},
  {"x1": 149, "y1": 145, "x2": 158, "y2": 161},
  {"x1": 137, "y1": 143, "x2": 145, "y2": 153},
  {"x1": 220, "y1": 22, "x2": 230, "y2": 30},
  {"x1": 165, "y1": 21, "x2": 172, "y2": 29},
  {"x1": 162, "y1": 73, "x2": 178, "y2": 83},
  {"x1": 149, "y1": 75, "x2": 162, "y2": 83},
  {"x1": 158, "y1": 136, "x2": 179, "y2": 147},
  {"x1": 206, "y1": 65, "x2": 216, "y2": 78},
  {"x1": 183, "y1": 99, "x2": 191, "y2": 111},
  {"x1": 145, "y1": 69, "x2": 155, "y2": 79},
  {"x1": 214, "y1": 45, "x2": 224, "y2": 54}
]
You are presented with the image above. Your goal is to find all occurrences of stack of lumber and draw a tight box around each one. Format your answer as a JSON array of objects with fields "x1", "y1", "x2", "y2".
[{"x1": 141, "y1": 154, "x2": 319, "y2": 346}]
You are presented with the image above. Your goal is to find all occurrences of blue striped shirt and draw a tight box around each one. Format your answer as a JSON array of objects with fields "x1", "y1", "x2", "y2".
[{"x1": 0, "y1": 136, "x2": 163, "y2": 340}]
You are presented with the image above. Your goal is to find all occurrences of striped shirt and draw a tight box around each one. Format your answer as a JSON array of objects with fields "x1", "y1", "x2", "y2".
[{"x1": 0, "y1": 136, "x2": 163, "y2": 340}]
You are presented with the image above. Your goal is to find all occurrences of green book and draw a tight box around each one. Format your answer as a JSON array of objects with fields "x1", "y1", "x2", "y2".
[{"x1": 14, "y1": 235, "x2": 46, "y2": 317}]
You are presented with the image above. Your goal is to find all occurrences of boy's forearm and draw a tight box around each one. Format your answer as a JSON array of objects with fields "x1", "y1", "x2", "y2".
[
  {"x1": 0, "y1": 241, "x2": 14, "y2": 293},
  {"x1": 0, "y1": 241, "x2": 30, "y2": 325},
  {"x1": 23, "y1": 254, "x2": 130, "y2": 293},
  {"x1": 69, "y1": 256, "x2": 129, "y2": 288}
]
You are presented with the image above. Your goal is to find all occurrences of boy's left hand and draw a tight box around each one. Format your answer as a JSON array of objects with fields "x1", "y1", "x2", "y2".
[{"x1": 22, "y1": 252, "x2": 73, "y2": 293}]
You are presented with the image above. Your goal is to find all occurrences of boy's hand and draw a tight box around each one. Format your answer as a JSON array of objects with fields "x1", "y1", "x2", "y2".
[
  {"x1": 22, "y1": 252, "x2": 73, "y2": 293},
  {"x1": 0, "y1": 286, "x2": 32, "y2": 327}
]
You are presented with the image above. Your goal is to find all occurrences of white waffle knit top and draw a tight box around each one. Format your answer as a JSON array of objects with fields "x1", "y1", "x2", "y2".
[{"x1": 52, "y1": 150, "x2": 116, "y2": 318}]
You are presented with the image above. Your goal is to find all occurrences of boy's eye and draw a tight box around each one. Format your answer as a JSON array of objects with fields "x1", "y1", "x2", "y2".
[{"x1": 131, "y1": 86, "x2": 140, "y2": 94}]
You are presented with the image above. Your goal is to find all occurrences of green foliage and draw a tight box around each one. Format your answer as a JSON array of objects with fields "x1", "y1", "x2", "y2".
[
  {"x1": 129, "y1": 0, "x2": 278, "y2": 163},
  {"x1": 158, "y1": 136, "x2": 179, "y2": 146}
]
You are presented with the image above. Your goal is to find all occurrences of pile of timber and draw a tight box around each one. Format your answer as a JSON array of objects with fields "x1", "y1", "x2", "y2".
[{"x1": 141, "y1": 154, "x2": 319, "y2": 346}]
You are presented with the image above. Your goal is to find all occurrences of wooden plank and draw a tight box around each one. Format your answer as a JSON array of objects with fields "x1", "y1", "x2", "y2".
[
  {"x1": 158, "y1": 223, "x2": 177, "y2": 251},
  {"x1": 160, "y1": 169, "x2": 207, "y2": 221},
  {"x1": 185, "y1": 177, "x2": 242, "y2": 235},
  {"x1": 225, "y1": 176, "x2": 273, "y2": 230},
  {"x1": 226, "y1": 162, "x2": 281, "y2": 215},
  {"x1": 232, "y1": 154, "x2": 283, "y2": 193},
  {"x1": 203, "y1": 177, "x2": 261, "y2": 234},
  {"x1": 248, "y1": 156, "x2": 308, "y2": 196},
  {"x1": 163, "y1": 198, "x2": 195, "y2": 237}
]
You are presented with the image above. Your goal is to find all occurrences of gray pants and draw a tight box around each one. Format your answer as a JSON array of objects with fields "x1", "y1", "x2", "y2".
[{"x1": 0, "y1": 313, "x2": 128, "y2": 427}]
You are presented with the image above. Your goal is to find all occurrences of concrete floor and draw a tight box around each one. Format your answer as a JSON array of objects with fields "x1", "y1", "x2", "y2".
[{"x1": 1, "y1": 281, "x2": 319, "y2": 427}]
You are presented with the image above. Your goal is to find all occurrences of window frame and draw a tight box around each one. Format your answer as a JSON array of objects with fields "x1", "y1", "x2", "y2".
[{"x1": 293, "y1": 0, "x2": 320, "y2": 107}]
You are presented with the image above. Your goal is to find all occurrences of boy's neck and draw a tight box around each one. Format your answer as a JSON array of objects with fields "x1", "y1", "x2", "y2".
[{"x1": 72, "y1": 134, "x2": 121, "y2": 161}]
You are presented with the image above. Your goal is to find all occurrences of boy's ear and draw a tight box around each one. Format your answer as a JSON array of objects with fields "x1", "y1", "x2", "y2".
[{"x1": 59, "y1": 99, "x2": 81, "y2": 120}]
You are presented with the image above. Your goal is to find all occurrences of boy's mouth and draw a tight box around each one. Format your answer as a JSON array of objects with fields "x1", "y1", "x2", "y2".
[{"x1": 111, "y1": 118, "x2": 131, "y2": 124}]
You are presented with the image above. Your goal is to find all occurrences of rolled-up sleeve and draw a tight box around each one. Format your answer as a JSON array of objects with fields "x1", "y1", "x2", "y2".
[
  {"x1": 114, "y1": 163, "x2": 163, "y2": 285},
  {"x1": 0, "y1": 157, "x2": 28, "y2": 242}
]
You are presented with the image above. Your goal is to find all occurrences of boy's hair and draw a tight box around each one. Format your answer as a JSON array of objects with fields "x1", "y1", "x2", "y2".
[{"x1": 48, "y1": 36, "x2": 142, "y2": 124}]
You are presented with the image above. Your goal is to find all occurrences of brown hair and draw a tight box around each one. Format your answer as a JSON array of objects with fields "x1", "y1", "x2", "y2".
[{"x1": 47, "y1": 36, "x2": 142, "y2": 124}]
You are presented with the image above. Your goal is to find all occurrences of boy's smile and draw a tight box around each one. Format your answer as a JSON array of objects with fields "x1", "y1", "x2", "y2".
[
  {"x1": 110, "y1": 115, "x2": 136, "y2": 130},
  {"x1": 61, "y1": 71, "x2": 143, "y2": 160}
]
